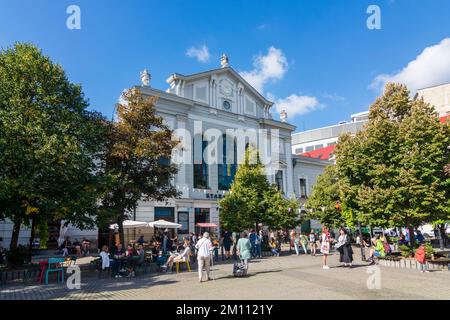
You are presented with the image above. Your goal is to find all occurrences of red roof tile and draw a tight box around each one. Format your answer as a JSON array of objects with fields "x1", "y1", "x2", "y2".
[
  {"x1": 440, "y1": 115, "x2": 449, "y2": 123},
  {"x1": 299, "y1": 145, "x2": 336, "y2": 160}
]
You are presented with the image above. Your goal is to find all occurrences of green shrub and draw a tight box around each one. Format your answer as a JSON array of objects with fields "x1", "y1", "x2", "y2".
[
  {"x1": 424, "y1": 242, "x2": 435, "y2": 259},
  {"x1": 399, "y1": 244, "x2": 415, "y2": 258}
]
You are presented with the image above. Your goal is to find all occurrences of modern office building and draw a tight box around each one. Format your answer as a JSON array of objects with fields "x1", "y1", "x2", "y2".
[
  {"x1": 416, "y1": 83, "x2": 450, "y2": 118},
  {"x1": 291, "y1": 111, "x2": 369, "y2": 160}
]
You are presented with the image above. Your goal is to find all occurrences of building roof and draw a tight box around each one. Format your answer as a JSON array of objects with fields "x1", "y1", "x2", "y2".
[
  {"x1": 298, "y1": 115, "x2": 448, "y2": 161},
  {"x1": 299, "y1": 145, "x2": 336, "y2": 160}
]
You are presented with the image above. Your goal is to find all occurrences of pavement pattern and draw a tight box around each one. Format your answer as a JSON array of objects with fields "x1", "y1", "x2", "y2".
[{"x1": 1, "y1": 250, "x2": 449, "y2": 300}]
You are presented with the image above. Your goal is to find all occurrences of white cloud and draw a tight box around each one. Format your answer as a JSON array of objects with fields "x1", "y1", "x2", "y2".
[
  {"x1": 240, "y1": 46, "x2": 288, "y2": 94},
  {"x1": 274, "y1": 94, "x2": 322, "y2": 118},
  {"x1": 186, "y1": 45, "x2": 210, "y2": 63},
  {"x1": 371, "y1": 38, "x2": 450, "y2": 93},
  {"x1": 256, "y1": 23, "x2": 270, "y2": 30},
  {"x1": 323, "y1": 93, "x2": 345, "y2": 102}
]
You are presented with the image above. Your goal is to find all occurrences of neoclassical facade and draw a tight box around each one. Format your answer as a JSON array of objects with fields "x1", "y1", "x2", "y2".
[
  {"x1": 132, "y1": 58, "x2": 328, "y2": 236},
  {"x1": 0, "y1": 58, "x2": 330, "y2": 247}
]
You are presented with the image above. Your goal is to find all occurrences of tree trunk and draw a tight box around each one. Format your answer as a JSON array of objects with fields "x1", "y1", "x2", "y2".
[
  {"x1": 10, "y1": 215, "x2": 22, "y2": 250},
  {"x1": 117, "y1": 213, "x2": 125, "y2": 246},
  {"x1": 28, "y1": 216, "x2": 37, "y2": 261},
  {"x1": 438, "y1": 224, "x2": 445, "y2": 250},
  {"x1": 408, "y1": 226, "x2": 415, "y2": 249}
]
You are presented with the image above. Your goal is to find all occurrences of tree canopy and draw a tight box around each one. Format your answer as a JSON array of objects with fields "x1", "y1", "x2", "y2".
[
  {"x1": 0, "y1": 43, "x2": 107, "y2": 249},
  {"x1": 99, "y1": 89, "x2": 179, "y2": 244}
]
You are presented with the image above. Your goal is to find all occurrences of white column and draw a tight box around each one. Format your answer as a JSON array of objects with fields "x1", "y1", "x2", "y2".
[
  {"x1": 176, "y1": 115, "x2": 189, "y2": 198},
  {"x1": 285, "y1": 139, "x2": 294, "y2": 198}
]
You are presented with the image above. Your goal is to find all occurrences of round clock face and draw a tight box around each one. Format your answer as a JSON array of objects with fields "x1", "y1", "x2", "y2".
[{"x1": 223, "y1": 100, "x2": 231, "y2": 110}]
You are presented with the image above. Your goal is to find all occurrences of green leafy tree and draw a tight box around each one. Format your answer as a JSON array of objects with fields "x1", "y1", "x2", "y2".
[
  {"x1": 0, "y1": 43, "x2": 107, "y2": 250},
  {"x1": 335, "y1": 83, "x2": 450, "y2": 245},
  {"x1": 263, "y1": 186, "x2": 299, "y2": 230},
  {"x1": 220, "y1": 148, "x2": 299, "y2": 232},
  {"x1": 99, "y1": 89, "x2": 179, "y2": 245},
  {"x1": 306, "y1": 165, "x2": 345, "y2": 228},
  {"x1": 219, "y1": 148, "x2": 269, "y2": 232}
]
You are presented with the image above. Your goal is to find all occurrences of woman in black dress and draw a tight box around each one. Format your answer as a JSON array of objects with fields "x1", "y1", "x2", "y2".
[{"x1": 335, "y1": 228, "x2": 354, "y2": 267}]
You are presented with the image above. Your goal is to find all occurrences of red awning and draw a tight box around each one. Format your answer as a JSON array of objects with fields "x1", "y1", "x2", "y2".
[{"x1": 196, "y1": 223, "x2": 218, "y2": 228}]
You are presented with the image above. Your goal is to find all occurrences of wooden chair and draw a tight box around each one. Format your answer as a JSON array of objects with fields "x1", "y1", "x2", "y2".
[{"x1": 175, "y1": 255, "x2": 192, "y2": 273}]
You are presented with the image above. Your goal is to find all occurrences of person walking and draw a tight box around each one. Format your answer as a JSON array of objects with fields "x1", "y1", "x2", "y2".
[
  {"x1": 249, "y1": 230, "x2": 257, "y2": 258},
  {"x1": 335, "y1": 228, "x2": 353, "y2": 268},
  {"x1": 321, "y1": 227, "x2": 333, "y2": 269},
  {"x1": 255, "y1": 230, "x2": 262, "y2": 258},
  {"x1": 309, "y1": 230, "x2": 317, "y2": 256},
  {"x1": 300, "y1": 232, "x2": 309, "y2": 255},
  {"x1": 195, "y1": 232, "x2": 213, "y2": 283},
  {"x1": 293, "y1": 233, "x2": 300, "y2": 256},
  {"x1": 223, "y1": 230, "x2": 232, "y2": 260},
  {"x1": 237, "y1": 232, "x2": 252, "y2": 268}
]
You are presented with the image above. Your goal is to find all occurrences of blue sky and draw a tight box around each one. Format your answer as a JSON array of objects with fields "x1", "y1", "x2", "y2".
[{"x1": 1, "y1": 0, "x2": 450, "y2": 132}]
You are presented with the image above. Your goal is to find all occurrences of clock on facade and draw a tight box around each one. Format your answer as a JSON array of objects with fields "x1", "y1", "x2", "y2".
[{"x1": 223, "y1": 100, "x2": 231, "y2": 110}]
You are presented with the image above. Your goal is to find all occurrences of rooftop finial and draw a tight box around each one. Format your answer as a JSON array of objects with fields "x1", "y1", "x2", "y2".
[
  {"x1": 221, "y1": 53, "x2": 229, "y2": 68},
  {"x1": 280, "y1": 110, "x2": 288, "y2": 123},
  {"x1": 140, "y1": 69, "x2": 151, "y2": 87}
]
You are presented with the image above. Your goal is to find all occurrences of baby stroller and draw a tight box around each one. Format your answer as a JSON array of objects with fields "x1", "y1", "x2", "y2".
[{"x1": 232, "y1": 259, "x2": 248, "y2": 277}]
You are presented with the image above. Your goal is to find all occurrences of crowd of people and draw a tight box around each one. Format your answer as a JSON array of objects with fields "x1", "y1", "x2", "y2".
[{"x1": 94, "y1": 225, "x2": 440, "y2": 280}]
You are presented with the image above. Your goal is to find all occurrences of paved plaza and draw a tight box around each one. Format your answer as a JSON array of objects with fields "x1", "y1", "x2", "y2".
[{"x1": 1, "y1": 250, "x2": 449, "y2": 300}]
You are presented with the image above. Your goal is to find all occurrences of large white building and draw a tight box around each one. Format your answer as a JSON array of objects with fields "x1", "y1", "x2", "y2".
[
  {"x1": 0, "y1": 56, "x2": 330, "y2": 248},
  {"x1": 133, "y1": 56, "x2": 329, "y2": 237}
]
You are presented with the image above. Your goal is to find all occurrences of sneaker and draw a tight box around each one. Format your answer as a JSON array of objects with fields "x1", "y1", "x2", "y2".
[
  {"x1": 323, "y1": 265, "x2": 330, "y2": 270},
  {"x1": 424, "y1": 270, "x2": 430, "y2": 273}
]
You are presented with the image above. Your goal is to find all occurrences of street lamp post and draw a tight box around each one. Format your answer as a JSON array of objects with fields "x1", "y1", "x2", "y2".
[{"x1": 358, "y1": 222, "x2": 366, "y2": 261}]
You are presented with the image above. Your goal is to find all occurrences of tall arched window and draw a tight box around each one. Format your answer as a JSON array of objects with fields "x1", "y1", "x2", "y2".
[
  {"x1": 218, "y1": 135, "x2": 237, "y2": 190},
  {"x1": 193, "y1": 134, "x2": 208, "y2": 189}
]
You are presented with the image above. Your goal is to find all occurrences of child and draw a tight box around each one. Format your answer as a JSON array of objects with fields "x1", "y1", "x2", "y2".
[
  {"x1": 415, "y1": 243, "x2": 429, "y2": 273},
  {"x1": 270, "y1": 238, "x2": 279, "y2": 256},
  {"x1": 99, "y1": 245, "x2": 110, "y2": 272}
]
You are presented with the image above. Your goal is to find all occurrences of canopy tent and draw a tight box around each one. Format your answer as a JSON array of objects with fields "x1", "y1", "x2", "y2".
[
  {"x1": 148, "y1": 219, "x2": 182, "y2": 229},
  {"x1": 196, "y1": 223, "x2": 218, "y2": 228},
  {"x1": 109, "y1": 220, "x2": 150, "y2": 230}
]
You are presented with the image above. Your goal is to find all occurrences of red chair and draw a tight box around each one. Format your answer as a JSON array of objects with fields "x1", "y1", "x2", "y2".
[{"x1": 37, "y1": 260, "x2": 48, "y2": 284}]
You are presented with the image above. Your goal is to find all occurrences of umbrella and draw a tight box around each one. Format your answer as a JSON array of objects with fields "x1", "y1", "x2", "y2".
[
  {"x1": 148, "y1": 219, "x2": 182, "y2": 229},
  {"x1": 109, "y1": 220, "x2": 150, "y2": 230}
]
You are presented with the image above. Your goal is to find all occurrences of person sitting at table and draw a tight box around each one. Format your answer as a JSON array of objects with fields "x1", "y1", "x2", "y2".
[
  {"x1": 81, "y1": 239, "x2": 90, "y2": 257},
  {"x1": 73, "y1": 239, "x2": 81, "y2": 256},
  {"x1": 125, "y1": 244, "x2": 135, "y2": 257},
  {"x1": 135, "y1": 244, "x2": 145, "y2": 264},
  {"x1": 137, "y1": 235, "x2": 145, "y2": 245},
  {"x1": 111, "y1": 243, "x2": 125, "y2": 278},
  {"x1": 161, "y1": 239, "x2": 191, "y2": 273},
  {"x1": 150, "y1": 241, "x2": 161, "y2": 262}
]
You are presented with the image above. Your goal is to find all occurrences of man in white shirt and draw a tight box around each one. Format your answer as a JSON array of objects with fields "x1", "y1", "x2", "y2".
[{"x1": 195, "y1": 232, "x2": 213, "y2": 283}]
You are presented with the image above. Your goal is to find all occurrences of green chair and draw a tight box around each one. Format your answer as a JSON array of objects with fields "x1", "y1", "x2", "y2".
[{"x1": 45, "y1": 258, "x2": 65, "y2": 284}]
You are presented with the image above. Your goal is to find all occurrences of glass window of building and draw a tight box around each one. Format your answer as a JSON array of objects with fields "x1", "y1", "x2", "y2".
[
  {"x1": 275, "y1": 170, "x2": 284, "y2": 192},
  {"x1": 295, "y1": 147, "x2": 304, "y2": 154},
  {"x1": 218, "y1": 135, "x2": 237, "y2": 190},
  {"x1": 193, "y1": 135, "x2": 209, "y2": 189},
  {"x1": 305, "y1": 146, "x2": 314, "y2": 152},
  {"x1": 314, "y1": 144, "x2": 324, "y2": 150},
  {"x1": 299, "y1": 178, "x2": 308, "y2": 198},
  {"x1": 194, "y1": 208, "x2": 210, "y2": 224}
]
